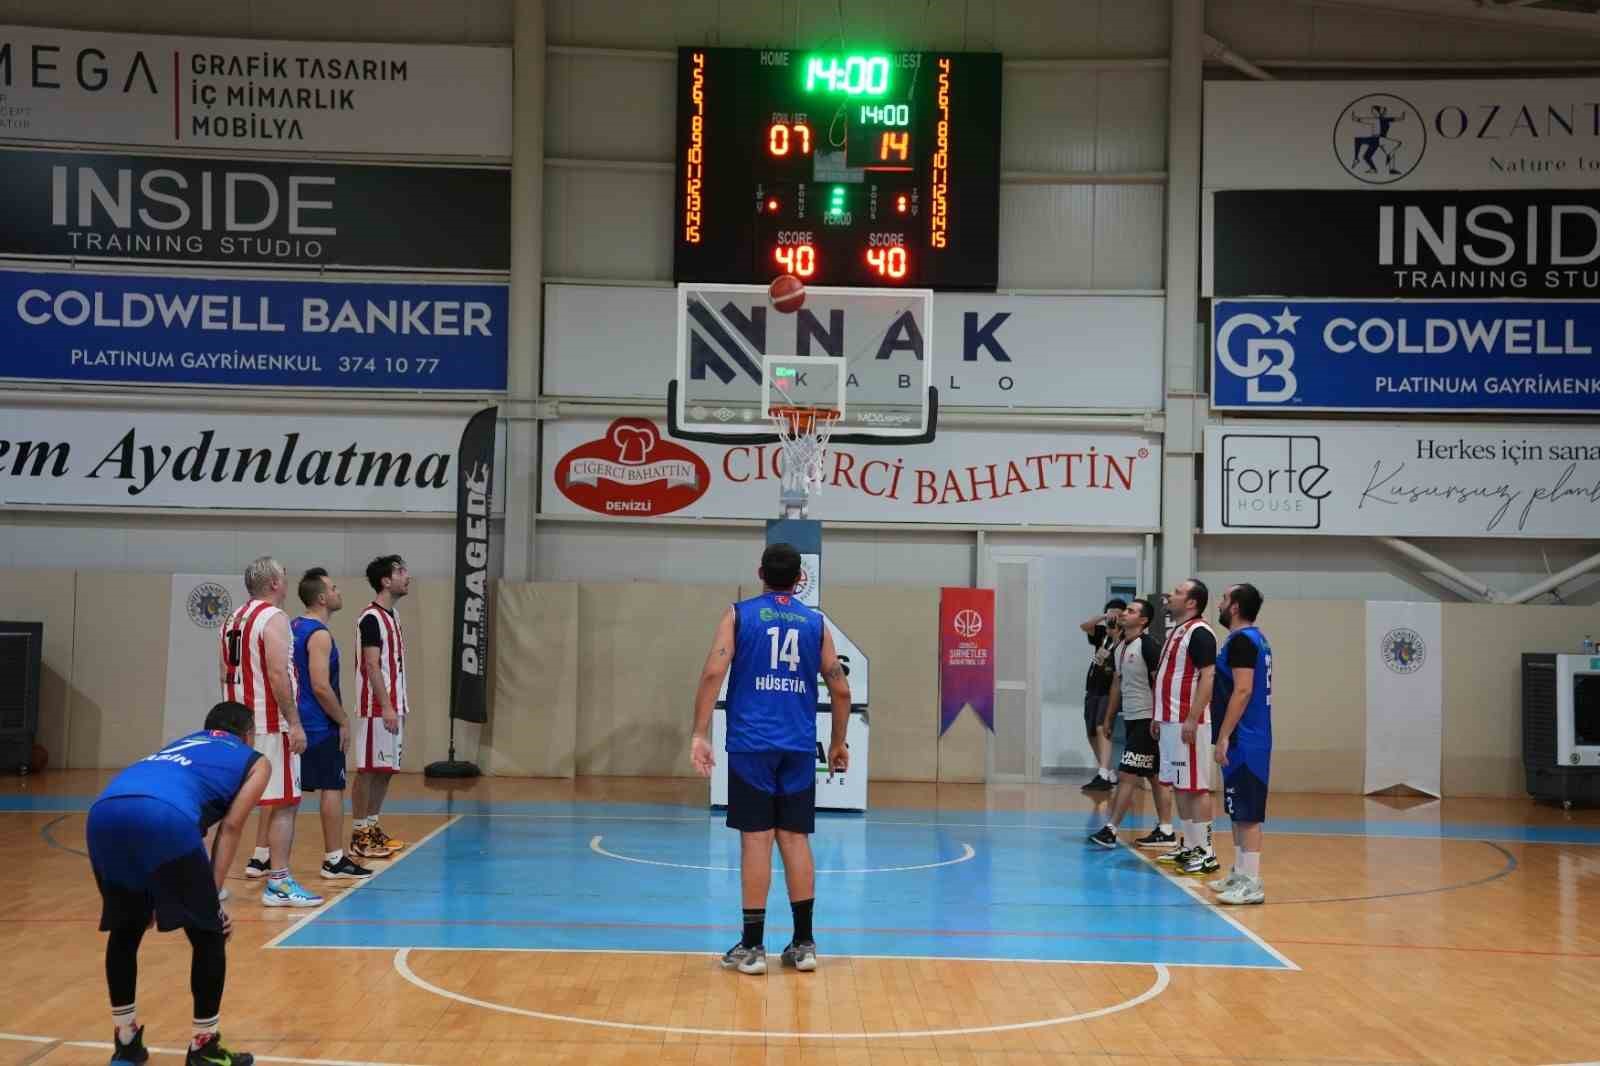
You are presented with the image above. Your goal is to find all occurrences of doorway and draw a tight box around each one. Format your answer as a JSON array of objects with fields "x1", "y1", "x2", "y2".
[{"x1": 982, "y1": 543, "x2": 1146, "y2": 783}]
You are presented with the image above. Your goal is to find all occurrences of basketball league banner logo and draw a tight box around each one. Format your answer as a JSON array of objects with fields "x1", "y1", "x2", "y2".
[
  {"x1": 553, "y1": 418, "x2": 712, "y2": 517},
  {"x1": 186, "y1": 582, "x2": 232, "y2": 629},
  {"x1": 1381, "y1": 627, "x2": 1427, "y2": 675},
  {"x1": 939, "y1": 587, "x2": 995, "y2": 735}
]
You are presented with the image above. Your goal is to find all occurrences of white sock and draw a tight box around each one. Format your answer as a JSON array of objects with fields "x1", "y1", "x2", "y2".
[
  {"x1": 355, "y1": 817, "x2": 374, "y2": 830},
  {"x1": 112, "y1": 1004, "x2": 137, "y2": 1044},
  {"x1": 251, "y1": 847, "x2": 270, "y2": 863},
  {"x1": 267, "y1": 867, "x2": 289, "y2": 884},
  {"x1": 325, "y1": 849, "x2": 343, "y2": 864},
  {"x1": 1196, "y1": 820, "x2": 1214, "y2": 856},
  {"x1": 1158, "y1": 823, "x2": 1173, "y2": 835},
  {"x1": 1097, "y1": 767, "x2": 1112, "y2": 781},
  {"x1": 192, "y1": 1016, "x2": 220, "y2": 1050},
  {"x1": 1240, "y1": 851, "x2": 1261, "y2": 878}
]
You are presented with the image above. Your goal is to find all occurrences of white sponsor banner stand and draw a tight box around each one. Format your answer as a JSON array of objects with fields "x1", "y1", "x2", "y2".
[
  {"x1": 1364, "y1": 602, "x2": 1444, "y2": 798},
  {"x1": 163, "y1": 574, "x2": 245, "y2": 744}
]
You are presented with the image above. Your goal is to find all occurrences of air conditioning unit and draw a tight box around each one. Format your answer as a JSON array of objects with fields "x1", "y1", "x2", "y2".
[
  {"x1": 0, "y1": 623, "x2": 42, "y2": 773},
  {"x1": 1523, "y1": 652, "x2": 1600, "y2": 808}
]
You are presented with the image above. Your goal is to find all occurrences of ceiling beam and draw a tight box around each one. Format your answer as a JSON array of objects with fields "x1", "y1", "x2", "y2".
[{"x1": 1301, "y1": 0, "x2": 1600, "y2": 37}]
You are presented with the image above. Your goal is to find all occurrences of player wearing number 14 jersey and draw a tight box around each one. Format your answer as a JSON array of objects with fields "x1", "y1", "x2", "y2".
[{"x1": 691, "y1": 543, "x2": 852, "y2": 976}]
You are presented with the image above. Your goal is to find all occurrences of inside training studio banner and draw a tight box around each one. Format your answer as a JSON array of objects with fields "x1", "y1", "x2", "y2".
[
  {"x1": 939, "y1": 587, "x2": 995, "y2": 735},
  {"x1": 1364, "y1": 601, "x2": 1443, "y2": 798},
  {"x1": 450, "y1": 407, "x2": 497, "y2": 724}
]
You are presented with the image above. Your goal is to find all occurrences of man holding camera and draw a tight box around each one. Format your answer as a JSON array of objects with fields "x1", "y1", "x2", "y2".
[{"x1": 1078, "y1": 598, "x2": 1127, "y2": 792}]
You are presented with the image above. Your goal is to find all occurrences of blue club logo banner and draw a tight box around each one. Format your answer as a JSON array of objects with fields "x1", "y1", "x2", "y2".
[
  {"x1": 1213, "y1": 299, "x2": 1600, "y2": 412},
  {"x1": 0, "y1": 269, "x2": 507, "y2": 391}
]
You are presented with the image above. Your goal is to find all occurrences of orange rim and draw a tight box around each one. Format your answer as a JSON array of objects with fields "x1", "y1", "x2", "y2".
[{"x1": 769, "y1": 405, "x2": 842, "y2": 435}]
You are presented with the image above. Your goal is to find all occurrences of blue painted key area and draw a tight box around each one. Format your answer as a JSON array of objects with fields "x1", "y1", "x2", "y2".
[{"x1": 270, "y1": 808, "x2": 1289, "y2": 967}]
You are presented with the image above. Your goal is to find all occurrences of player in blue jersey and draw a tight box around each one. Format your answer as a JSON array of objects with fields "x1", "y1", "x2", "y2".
[
  {"x1": 691, "y1": 542, "x2": 852, "y2": 975},
  {"x1": 291, "y1": 568, "x2": 374, "y2": 881},
  {"x1": 1210, "y1": 583, "x2": 1272, "y2": 905},
  {"x1": 88, "y1": 700, "x2": 271, "y2": 1066}
]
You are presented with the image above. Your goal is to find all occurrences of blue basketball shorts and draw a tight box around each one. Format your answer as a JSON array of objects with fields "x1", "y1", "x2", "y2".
[
  {"x1": 726, "y1": 750, "x2": 816, "y2": 834},
  {"x1": 1223, "y1": 762, "x2": 1270, "y2": 825},
  {"x1": 87, "y1": 795, "x2": 222, "y2": 933}
]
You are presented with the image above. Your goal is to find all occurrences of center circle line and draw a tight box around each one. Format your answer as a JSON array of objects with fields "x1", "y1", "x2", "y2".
[
  {"x1": 588, "y1": 834, "x2": 977, "y2": 874},
  {"x1": 393, "y1": 947, "x2": 1170, "y2": 1039}
]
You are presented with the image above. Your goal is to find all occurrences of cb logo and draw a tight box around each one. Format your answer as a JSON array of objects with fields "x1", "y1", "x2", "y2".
[{"x1": 1216, "y1": 307, "x2": 1301, "y2": 403}]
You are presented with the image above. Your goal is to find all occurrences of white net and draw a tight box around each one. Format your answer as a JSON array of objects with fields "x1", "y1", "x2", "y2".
[{"x1": 771, "y1": 408, "x2": 839, "y2": 510}]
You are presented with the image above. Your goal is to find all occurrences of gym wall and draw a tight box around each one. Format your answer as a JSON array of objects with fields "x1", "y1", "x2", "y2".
[{"x1": 8, "y1": 565, "x2": 1597, "y2": 797}]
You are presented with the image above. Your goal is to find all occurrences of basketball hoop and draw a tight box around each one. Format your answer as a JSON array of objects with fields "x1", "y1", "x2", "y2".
[{"x1": 769, "y1": 405, "x2": 840, "y2": 517}]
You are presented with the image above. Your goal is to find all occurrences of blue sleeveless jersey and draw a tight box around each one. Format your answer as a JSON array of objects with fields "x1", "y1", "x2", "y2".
[
  {"x1": 95, "y1": 729, "x2": 263, "y2": 833},
  {"x1": 1214, "y1": 626, "x2": 1273, "y2": 779},
  {"x1": 726, "y1": 592, "x2": 824, "y2": 753},
  {"x1": 291, "y1": 616, "x2": 339, "y2": 741}
]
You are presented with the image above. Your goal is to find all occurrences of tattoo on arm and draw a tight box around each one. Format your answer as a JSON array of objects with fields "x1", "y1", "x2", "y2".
[{"x1": 823, "y1": 663, "x2": 846, "y2": 681}]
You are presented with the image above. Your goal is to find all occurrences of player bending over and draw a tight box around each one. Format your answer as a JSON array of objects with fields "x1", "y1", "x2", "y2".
[{"x1": 89, "y1": 701, "x2": 270, "y2": 1066}]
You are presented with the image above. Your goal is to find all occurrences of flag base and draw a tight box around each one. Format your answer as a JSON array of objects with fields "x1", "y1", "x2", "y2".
[{"x1": 423, "y1": 759, "x2": 481, "y2": 779}]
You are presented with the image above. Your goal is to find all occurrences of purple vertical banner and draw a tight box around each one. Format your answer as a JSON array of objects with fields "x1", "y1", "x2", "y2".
[{"x1": 939, "y1": 587, "x2": 995, "y2": 735}]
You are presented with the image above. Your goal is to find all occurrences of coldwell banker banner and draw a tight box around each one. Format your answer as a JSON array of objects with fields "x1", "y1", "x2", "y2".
[
  {"x1": 1212, "y1": 299, "x2": 1600, "y2": 412},
  {"x1": 0, "y1": 25, "x2": 511, "y2": 157},
  {"x1": 939, "y1": 587, "x2": 995, "y2": 735},
  {"x1": 0, "y1": 148, "x2": 510, "y2": 272},
  {"x1": 0, "y1": 405, "x2": 506, "y2": 512},
  {"x1": 543, "y1": 417, "x2": 1162, "y2": 527},
  {"x1": 0, "y1": 269, "x2": 507, "y2": 390},
  {"x1": 1204, "y1": 423, "x2": 1600, "y2": 538},
  {"x1": 1205, "y1": 79, "x2": 1600, "y2": 190}
]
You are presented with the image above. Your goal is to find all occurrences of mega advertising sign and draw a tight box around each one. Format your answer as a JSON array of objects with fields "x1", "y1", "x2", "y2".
[{"x1": 0, "y1": 24, "x2": 511, "y2": 157}]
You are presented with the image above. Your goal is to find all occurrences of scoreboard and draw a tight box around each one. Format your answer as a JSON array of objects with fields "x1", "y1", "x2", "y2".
[{"x1": 674, "y1": 47, "x2": 1002, "y2": 291}]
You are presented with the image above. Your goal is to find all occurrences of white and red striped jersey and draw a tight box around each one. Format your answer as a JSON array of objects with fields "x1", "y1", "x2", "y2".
[
  {"x1": 219, "y1": 598, "x2": 298, "y2": 734},
  {"x1": 357, "y1": 602, "x2": 409, "y2": 718},
  {"x1": 1154, "y1": 617, "x2": 1215, "y2": 725}
]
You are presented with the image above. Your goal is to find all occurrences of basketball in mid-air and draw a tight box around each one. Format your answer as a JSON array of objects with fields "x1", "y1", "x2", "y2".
[{"x1": 769, "y1": 274, "x2": 806, "y2": 313}]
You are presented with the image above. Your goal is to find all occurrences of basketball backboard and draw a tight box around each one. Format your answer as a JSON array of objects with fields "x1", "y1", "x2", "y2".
[{"x1": 668, "y1": 283, "x2": 936, "y2": 445}]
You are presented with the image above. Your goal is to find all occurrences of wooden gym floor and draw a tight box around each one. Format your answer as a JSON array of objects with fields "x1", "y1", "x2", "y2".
[{"x1": 4, "y1": 771, "x2": 1600, "y2": 1066}]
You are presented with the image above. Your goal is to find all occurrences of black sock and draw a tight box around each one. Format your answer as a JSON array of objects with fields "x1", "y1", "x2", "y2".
[
  {"x1": 790, "y1": 898, "x2": 814, "y2": 943},
  {"x1": 741, "y1": 907, "x2": 765, "y2": 950},
  {"x1": 106, "y1": 925, "x2": 147, "y2": 1009},
  {"x1": 184, "y1": 927, "x2": 227, "y2": 1022}
]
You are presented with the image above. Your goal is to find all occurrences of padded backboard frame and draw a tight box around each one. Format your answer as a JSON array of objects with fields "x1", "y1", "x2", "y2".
[{"x1": 669, "y1": 282, "x2": 937, "y2": 446}]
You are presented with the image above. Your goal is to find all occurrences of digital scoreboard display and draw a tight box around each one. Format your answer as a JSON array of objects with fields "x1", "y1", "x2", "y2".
[{"x1": 675, "y1": 48, "x2": 1002, "y2": 291}]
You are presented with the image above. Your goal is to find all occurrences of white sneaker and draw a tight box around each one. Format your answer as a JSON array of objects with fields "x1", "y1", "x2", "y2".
[
  {"x1": 1216, "y1": 876, "x2": 1265, "y2": 906},
  {"x1": 1207, "y1": 869, "x2": 1244, "y2": 893}
]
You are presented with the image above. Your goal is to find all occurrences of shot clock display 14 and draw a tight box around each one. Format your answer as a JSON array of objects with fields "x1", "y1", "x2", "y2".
[{"x1": 675, "y1": 47, "x2": 1001, "y2": 290}]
